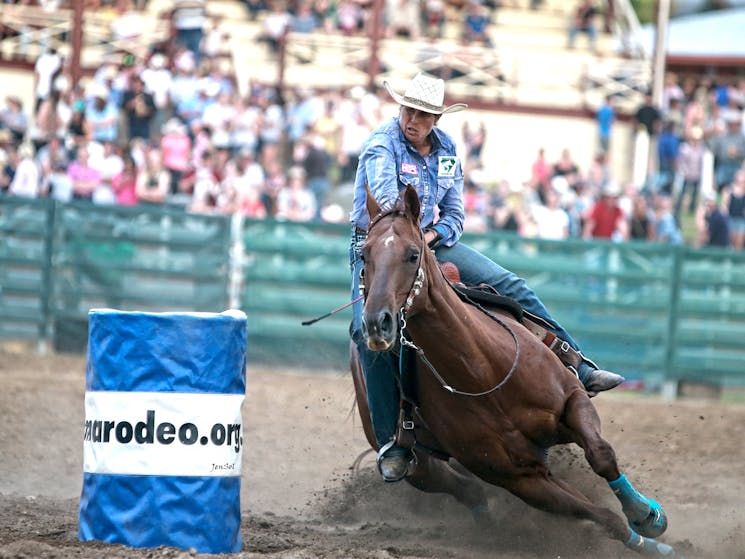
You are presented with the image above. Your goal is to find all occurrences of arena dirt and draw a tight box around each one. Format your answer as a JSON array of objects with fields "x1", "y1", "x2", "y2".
[{"x1": 1, "y1": 349, "x2": 744, "y2": 559}]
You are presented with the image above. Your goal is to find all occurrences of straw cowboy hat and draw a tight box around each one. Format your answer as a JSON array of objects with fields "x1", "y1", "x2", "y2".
[{"x1": 384, "y1": 72, "x2": 467, "y2": 115}]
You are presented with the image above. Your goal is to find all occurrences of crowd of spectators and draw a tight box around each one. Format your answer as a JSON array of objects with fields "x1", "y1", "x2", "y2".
[
  {"x1": 0, "y1": 0, "x2": 509, "y2": 222},
  {"x1": 249, "y1": 0, "x2": 503, "y2": 46},
  {"x1": 0, "y1": 27, "x2": 391, "y2": 223},
  {"x1": 458, "y1": 70, "x2": 745, "y2": 250},
  {"x1": 1, "y1": 1, "x2": 744, "y2": 252}
]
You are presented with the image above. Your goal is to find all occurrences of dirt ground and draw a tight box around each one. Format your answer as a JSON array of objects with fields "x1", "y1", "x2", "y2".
[{"x1": 1, "y1": 349, "x2": 744, "y2": 559}]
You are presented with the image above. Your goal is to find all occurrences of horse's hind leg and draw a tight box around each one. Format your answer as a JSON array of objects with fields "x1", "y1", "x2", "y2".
[
  {"x1": 406, "y1": 452, "x2": 489, "y2": 521},
  {"x1": 502, "y1": 473, "x2": 675, "y2": 557},
  {"x1": 562, "y1": 391, "x2": 671, "y2": 543}
]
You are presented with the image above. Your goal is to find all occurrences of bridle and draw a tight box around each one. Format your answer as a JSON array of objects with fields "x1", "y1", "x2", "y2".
[{"x1": 366, "y1": 211, "x2": 520, "y2": 397}]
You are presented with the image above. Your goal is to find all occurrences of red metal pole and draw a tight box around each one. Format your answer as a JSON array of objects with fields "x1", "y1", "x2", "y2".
[
  {"x1": 277, "y1": 29, "x2": 287, "y2": 98},
  {"x1": 368, "y1": 0, "x2": 383, "y2": 90},
  {"x1": 70, "y1": 0, "x2": 84, "y2": 91}
]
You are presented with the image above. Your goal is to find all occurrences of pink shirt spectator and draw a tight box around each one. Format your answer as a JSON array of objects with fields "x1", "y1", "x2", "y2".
[
  {"x1": 112, "y1": 169, "x2": 138, "y2": 205},
  {"x1": 160, "y1": 121, "x2": 191, "y2": 172},
  {"x1": 67, "y1": 158, "x2": 102, "y2": 199}
]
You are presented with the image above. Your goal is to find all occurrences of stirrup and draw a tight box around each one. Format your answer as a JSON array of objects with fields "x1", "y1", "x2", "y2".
[{"x1": 376, "y1": 440, "x2": 415, "y2": 482}]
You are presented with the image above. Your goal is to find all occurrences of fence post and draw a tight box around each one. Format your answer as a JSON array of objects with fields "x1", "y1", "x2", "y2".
[
  {"x1": 228, "y1": 212, "x2": 244, "y2": 311},
  {"x1": 37, "y1": 199, "x2": 56, "y2": 354},
  {"x1": 662, "y1": 245, "x2": 683, "y2": 400}
]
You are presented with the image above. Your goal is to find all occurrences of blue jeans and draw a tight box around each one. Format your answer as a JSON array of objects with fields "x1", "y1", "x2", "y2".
[
  {"x1": 568, "y1": 24, "x2": 597, "y2": 50},
  {"x1": 307, "y1": 176, "x2": 330, "y2": 221},
  {"x1": 350, "y1": 229, "x2": 400, "y2": 448},
  {"x1": 349, "y1": 230, "x2": 579, "y2": 448},
  {"x1": 434, "y1": 241, "x2": 577, "y2": 347}
]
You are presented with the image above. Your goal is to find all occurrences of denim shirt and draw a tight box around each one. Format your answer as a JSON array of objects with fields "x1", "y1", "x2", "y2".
[{"x1": 349, "y1": 117, "x2": 465, "y2": 247}]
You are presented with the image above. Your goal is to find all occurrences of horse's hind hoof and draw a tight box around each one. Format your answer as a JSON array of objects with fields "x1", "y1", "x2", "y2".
[
  {"x1": 626, "y1": 531, "x2": 675, "y2": 557},
  {"x1": 631, "y1": 499, "x2": 668, "y2": 538}
]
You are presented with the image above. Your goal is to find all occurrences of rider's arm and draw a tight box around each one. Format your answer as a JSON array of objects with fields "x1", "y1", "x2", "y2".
[{"x1": 360, "y1": 140, "x2": 400, "y2": 212}]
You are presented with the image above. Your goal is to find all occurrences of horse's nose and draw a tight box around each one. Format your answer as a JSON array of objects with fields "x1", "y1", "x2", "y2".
[{"x1": 362, "y1": 309, "x2": 396, "y2": 348}]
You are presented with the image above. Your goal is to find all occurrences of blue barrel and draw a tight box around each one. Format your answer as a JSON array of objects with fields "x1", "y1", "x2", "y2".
[{"x1": 79, "y1": 309, "x2": 247, "y2": 553}]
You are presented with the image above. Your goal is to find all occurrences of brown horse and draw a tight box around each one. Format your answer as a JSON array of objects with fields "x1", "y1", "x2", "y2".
[{"x1": 350, "y1": 185, "x2": 676, "y2": 557}]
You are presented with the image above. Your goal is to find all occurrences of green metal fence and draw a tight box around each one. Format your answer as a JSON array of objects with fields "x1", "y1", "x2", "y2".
[
  {"x1": 2, "y1": 197, "x2": 744, "y2": 388},
  {"x1": 0, "y1": 197, "x2": 55, "y2": 342},
  {"x1": 0, "y1": 198, "x2": 232, "y2": 351},
  {"x1": 241, "y1": 219, "x2": 351, "y2": 368},
  {"x1": 241, "y1": 219, "x2": 745, "y2": 386}
]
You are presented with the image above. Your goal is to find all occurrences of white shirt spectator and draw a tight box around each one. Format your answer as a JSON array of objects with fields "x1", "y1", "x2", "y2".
[
  {"x1": 230, "y1": 101, "x2": 261, "y2": 153},
  {"x1": 141, "y1": 57, "x2": 173, "y2": 110},
  {"x1": 234, "y1": 158, "x2": 265, "y2": 194},
  {"x1": 34, "y1": 49, "x2": 62, "y2": 101},
  {"x1": 48, "y1": 167, "x2": 73, "y2": 202},
  {"x1": 260, "y1": 102, "x2": 285, "y2": 145},
  {"x1": 94, "y1": 151, "x2": 124, "y2": 186},
  {"x1": 532, "y1": 197, "x2": 570, "y2": 241},
  {"x1": 201, "y1": 93, "x2": 235, "y2": 135},
  {"x1": 263, "y1": 8, "x2": 291, "y2": 42},
  {"x1": 9, "y1": 151, "x2": 41, "y2": 198}
]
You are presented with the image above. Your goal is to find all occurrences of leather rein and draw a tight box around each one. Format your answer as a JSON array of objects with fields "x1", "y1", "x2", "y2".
[{"x1": 368, "y1": 211, "x2": 520, "y2": 397}]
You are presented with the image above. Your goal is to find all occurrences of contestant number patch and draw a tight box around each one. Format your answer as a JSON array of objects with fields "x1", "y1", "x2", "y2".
[{"x1": 438, "y1": 156, "x2": 457, "y2": 177}]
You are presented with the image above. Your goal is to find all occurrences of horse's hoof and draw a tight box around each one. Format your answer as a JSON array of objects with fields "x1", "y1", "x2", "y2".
[
  {"x1": 631, "y1": 499, "x2": 668, "y2": 539},
  {"x1": 627, "y1": 531, "x2": 675, "y2": 556}
]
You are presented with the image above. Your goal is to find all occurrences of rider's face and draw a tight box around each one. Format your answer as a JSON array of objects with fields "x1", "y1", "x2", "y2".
[{"x1": 399, "y1": 106, "x2": 439, "y2": 147}]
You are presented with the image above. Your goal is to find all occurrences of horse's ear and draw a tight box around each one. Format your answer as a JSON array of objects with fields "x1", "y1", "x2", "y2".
[
  {"x1": 402, "y1": 184, "x2": 420, "y2": 222},
  {"x1": 365, "y1": 184, "x2": 381, "y2": 220}
]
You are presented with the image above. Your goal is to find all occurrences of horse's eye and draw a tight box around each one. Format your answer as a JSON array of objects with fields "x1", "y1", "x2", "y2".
[{"x1": 407, "y1": 249, "x2": 420, "y2": 264}]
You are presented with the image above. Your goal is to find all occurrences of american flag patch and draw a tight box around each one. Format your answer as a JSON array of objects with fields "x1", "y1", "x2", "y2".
[{"x1": 401, "y1": 163, "x2": 418, "y2": 175}]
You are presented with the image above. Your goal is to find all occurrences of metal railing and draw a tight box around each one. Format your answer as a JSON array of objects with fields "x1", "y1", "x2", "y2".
[
  {"x1": 0, "y1": 4, "x2": 169, "y2": 65},
  {"x1": 4, "y1": 197, "x2": 745, "y2": 394}
]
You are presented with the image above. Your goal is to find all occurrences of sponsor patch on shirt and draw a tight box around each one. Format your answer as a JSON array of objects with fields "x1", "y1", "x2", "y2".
[
  {"x1": 438, "y1": 156, "x2": 458, "y2": 177},
  {"x1": 401, "y1": 162, "x2": 418, "y2": 175}
]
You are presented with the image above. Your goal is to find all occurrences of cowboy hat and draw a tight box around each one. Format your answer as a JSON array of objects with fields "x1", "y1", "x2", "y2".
[{"x1": 384, "y1": 72, "x2": 467, "y2": 115}]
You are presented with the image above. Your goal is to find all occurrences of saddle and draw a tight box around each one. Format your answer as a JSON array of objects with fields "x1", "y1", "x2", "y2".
[{"x1": 437, "y1": 261, "x2": 582, "y2": 370}]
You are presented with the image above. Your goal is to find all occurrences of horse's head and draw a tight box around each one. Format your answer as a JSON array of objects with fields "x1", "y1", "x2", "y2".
[{"x1": 361, "y1": 185, "x2": 427, "y2": 351}]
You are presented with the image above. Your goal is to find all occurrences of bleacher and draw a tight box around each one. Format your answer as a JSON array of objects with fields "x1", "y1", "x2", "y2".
[
  {"x1": 141, "y1": 0, "x2": 648, "y2": 113},
  {"x1": 0, "y1": 0, "x2": 649, "y2": 186}
]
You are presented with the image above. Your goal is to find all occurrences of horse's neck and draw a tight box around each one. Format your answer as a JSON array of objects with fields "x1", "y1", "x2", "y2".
[{"x1": 407, "y1": 260, "x2": 472, "y2": 344}]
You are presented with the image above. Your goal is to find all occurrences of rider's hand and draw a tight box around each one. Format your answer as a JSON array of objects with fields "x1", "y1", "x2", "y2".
[{"x1": 424, "y1": 229, "x2": 438, "y2": 247}]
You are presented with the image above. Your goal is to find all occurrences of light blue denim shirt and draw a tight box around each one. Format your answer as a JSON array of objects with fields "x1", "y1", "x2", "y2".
[{"x1": 349, "y1": 117, "x2": 465, "y2": 247}]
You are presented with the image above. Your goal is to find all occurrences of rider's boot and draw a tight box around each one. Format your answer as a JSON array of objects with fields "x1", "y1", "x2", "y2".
[
  {"x1": 377, "y1": 440, "x2": 414, "y2": 482},
  {"x1": 576, "y1": 357, "x2": 625, "y2": 394}
]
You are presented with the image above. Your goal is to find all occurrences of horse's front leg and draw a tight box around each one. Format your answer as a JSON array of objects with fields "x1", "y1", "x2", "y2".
[
  {"x1": 406, "y1": 452, "x2": 489, "y2": 521},
  {"x1": 561, "y1": 391, "x2": 671, "y2": 547}
]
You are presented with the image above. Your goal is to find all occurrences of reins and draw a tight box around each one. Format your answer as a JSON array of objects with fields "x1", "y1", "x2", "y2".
[{"x1": 380, "y1": 214, "x2": 520, "y2": 398}]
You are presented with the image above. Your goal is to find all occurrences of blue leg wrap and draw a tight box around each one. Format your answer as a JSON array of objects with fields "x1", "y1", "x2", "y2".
[{"x1": 609, "y1": 473, "x2": 651, "y2": 523}]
